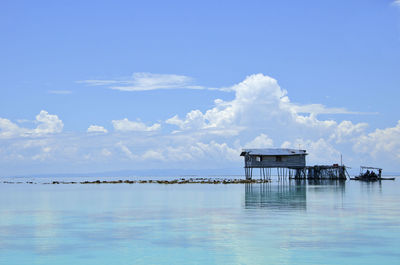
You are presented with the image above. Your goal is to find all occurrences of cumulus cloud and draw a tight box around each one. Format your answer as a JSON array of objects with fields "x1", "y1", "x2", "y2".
[
  {"x1": 75, "y1": 73, "x2": 391, "y2": 170},
  {"x1": 87, "y1": 125, "x2": 108, "y2": 133},
  {"x1": 0, "y1": 118, "x2": 24, "y2": 138},
  {"x1": 331, "y1": 121, "x2": 368, "y2": 143},
  {"x1": 33, "y1": 111, "x2": 64, "y2": 135},
  {"x1": 112, "y1": 118, "x2": 161, "y2": 132},
  {"x1": 282, "y1": 138, "x2": 341, "y2": 165},
  {"x1": 0, "y1": 110, "x2": 63, "y2": 139},
  {"x1": 244, "y1": 134, "x2": 274, "y2": 148},
  {"x1": 165, "y1": 74, "x2": 366, "y2": 138},
  {"x1": 353, "y1": 121, "x2": 400, "y2": 159},
  {"x1": 189, "y1": 141, "x2": 240, "y2": 162},
  {"x1": 79, "y1": 72, "x2": 204, "y2": 91},
  {"x1": 3, "y1": 74, "x2": 400, "y2": 175},
  {"x1": 138, "y1": 140, "x2": 240, "y2": 164},
  {"x1": 161, "y1": 73, "x2": 390, "y2": 168},
  {"x1": 166, "y1": 110, "x2": 208, "y2": 130}
]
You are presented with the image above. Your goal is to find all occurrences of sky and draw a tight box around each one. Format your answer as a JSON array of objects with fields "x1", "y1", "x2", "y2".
[{"x1": 1, "y1": 0, "x2": 400, "y2": 176}]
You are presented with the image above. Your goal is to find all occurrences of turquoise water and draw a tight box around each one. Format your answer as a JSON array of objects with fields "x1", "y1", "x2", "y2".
[{"x1": 0, "y1": 178, "x2": 399, "y2": 264}]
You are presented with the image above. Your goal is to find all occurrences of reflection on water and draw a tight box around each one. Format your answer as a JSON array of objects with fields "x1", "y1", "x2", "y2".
[
  {"x1": 244, "y1": 179, "x2": 347, "y2": 210},
  {"x1": 244, "y1": 182, "x2": 307, "y2": 210},
  {"x1": 0, "y1": 179, "x2": 399, "y2": 265},
  {"x1": 359, "y1": 180, "x2": 383, "y2": 194},
  {"x1": 305, "y1": 179, "x2": 346, "y2": 187},
  {"x1": 306, "y1": 179, "x2": 346, "y2": 196}
]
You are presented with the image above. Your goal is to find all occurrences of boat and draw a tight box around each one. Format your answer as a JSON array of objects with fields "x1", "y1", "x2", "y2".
[{"x1": 350, "y1": 166, "x2": 395, "y2": 181}]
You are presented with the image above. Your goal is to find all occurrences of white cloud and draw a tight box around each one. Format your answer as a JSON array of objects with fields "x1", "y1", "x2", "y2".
[
  {"x1": 31, "y1": 145, "x2": 53, "y2": 161},
  {"x1": 331, "y1": 120, "x2": 368, "y2": 143},
  {"x1": 393, "y1": 0, "x2": 400, "y2": 6},
  {"x1": 48, "y1": 90, "x2": 72, "y2": 95},
  {"x1": 0, "y1": 118, "x2": 24, "y2": 138},
  {"x1": 33, "y1": 110, "x2": 64, "y2": 135},
  {"x1": 165, "y1": 74, "x2": 366, "y2": 137},
  {"x1": 112, "y1": 118, "x2": 161, "y2": 132},
  {"x1": 79, "y1": 72, "x2": 202, "y2": 91},
  {"x1": 87, "y1": 125, "x2": 108, "y2": 133},
  {"x1": 1, "y1": 136, "x2": 80, "y2": 165},
  {"x1": 141, "y1": 149, "x2": 165, "y2": 161},
  {"x1": 291, "y1": 104, "x2": 367, "y2": 115},
  {"x1": 244, "y1": 134, "x2": 274, "y2": 148},
  {"x1": 159, "y1": 73, "x2": 386, "y2": 169},
  {"x1": 112, "y1": 73, "x2": 192, "y2": 91},
  {"x1": 282, "y1": 138, "x2": 341, "y2": 165},
  {"x1": 3, "y1": 74, "x2": 400, "y2": 175},
  {"x1": 116, "y1": 142, "x2": 137, "y2": 159},
  {"x1": 353, "y1": 121, "x2": 400, "y2": 159},
  {"x1": 191, "y1": 141, "x2": 241, "y2": 163},
  {"x1": 166, "y1": 110, "x2": 207, "y2": 130},
  {"x1": 139, "y1": 140, "x2": 241, "y2": 164},
  {"x1": 0, "y1": 110, "x2": 63, "y2": 139}
]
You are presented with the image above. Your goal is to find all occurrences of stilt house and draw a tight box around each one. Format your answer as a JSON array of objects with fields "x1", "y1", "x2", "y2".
[
  {"x1": 240, "y1": 148, "x2": 307, "y2": 168},
  {"x1": 240, "y1": 148, "x2": 307, "y2": 179},
  {"x1": 240, "y1": 148, "x2": 349, "y2": 180}
]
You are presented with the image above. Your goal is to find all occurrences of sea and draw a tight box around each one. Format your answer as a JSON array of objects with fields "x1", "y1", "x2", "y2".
[{"x1": 0, "y1": 176, "x2": 399, "y2": 265}]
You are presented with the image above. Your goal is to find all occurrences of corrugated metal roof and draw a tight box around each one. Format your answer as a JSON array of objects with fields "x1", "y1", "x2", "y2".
[{"x1": 240, "y1": 148, "x2": 307, "y2": 156}]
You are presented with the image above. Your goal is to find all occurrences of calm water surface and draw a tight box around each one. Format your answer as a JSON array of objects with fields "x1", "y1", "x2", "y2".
[{"x1": 0, "y1": 178, "x2": 399, "y2": 264}]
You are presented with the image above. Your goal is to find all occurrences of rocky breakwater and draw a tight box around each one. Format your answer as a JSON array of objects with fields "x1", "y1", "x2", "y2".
[{"x1": 3, "y1": 178, "x2": 271, "y2": 185}]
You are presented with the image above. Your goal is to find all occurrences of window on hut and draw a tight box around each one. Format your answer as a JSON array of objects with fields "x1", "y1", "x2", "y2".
[{"x1": 276, "y1": 156, "x2": 282, "y2": 162}]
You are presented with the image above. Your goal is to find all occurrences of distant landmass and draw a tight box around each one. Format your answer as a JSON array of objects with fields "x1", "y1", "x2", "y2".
[
  {"x1": 4, "y1": 168, "x2": 245, "y2": 178},
  {"x1": 3, "y1": 167, "x2": 399, "y2": 179}
]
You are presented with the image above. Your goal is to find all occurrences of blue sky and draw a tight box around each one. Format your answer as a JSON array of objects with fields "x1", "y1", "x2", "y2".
[{"x1": 1, "y1": 0, "x2": 400, "y2": 176}]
